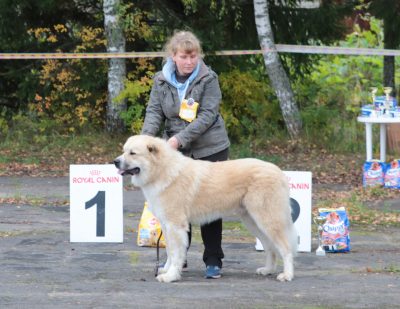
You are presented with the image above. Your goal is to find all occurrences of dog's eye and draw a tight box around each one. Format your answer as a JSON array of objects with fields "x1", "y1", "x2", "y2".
[{"x1": 130, "y1": 151, "x2": 136, "y2": 156}]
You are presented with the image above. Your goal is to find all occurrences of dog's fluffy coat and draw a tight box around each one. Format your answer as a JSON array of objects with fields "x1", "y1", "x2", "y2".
[{"x1": 114, "y1": 135, "x2": 297, "y2": 283}]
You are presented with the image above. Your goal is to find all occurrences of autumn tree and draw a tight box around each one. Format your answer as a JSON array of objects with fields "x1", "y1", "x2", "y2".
[{"x1": 0, "y1": 0, "x2": 103, "y2": 115}]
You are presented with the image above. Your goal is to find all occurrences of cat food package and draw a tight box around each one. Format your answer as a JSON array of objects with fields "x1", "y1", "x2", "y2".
[
  {"x1": 362, "y1": 160, "x2": 385, "y2": 187},
  {"x1": 137, "y1": 202, "x2": 166, "y2": 248},
  {"x1": 318, "y1": 207, "x2": 350, "y2": 253},
  {"x1": 384, "y1": 159, "x2": 400, "y2": 189}
]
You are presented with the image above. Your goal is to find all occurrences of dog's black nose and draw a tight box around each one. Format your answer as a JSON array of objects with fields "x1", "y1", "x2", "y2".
[{"x1": 114, "y1": 159, "x2": 120, "y2": 168}]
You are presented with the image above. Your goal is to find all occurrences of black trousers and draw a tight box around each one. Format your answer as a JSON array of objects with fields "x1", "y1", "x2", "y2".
[{"x1": 188, "y1": 148, "x2": 229, "y2": 268}]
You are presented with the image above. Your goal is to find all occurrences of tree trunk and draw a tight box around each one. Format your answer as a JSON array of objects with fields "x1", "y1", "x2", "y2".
[
  {"x1": 383, "y1": 17, "x2": 396, "y2": 96},
  {"x1": 383, "y1": 16, "x2": 398, "y2": 154},
  {"x1": 103, "y1": 0, "x2": 126, "y2": 133},
  {"x1": 383, "y1": 56, "x2": 395, "y2": 91},
  {"x1": 253, "y1": 0, "x2": 302, "y2": 138}
]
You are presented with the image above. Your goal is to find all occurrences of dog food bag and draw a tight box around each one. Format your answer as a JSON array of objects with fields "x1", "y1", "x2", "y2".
[
  {"x1": 137, "y1": 202, "x2": 166, "y2": 248},
  {"x1": 318, "y1": 207, "x2": 350, "y2": 253},
  {"x1": 384, "y1": 159, "x2": 400, "y2": 188},
  {"x1": 362, "y1": 160, "x2": 385, "y2": 187}
]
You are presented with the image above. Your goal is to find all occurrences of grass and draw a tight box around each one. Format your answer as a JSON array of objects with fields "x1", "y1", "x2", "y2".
[
  {"x1": 129, "y1": 251, "x2": 140, "y2": 265},
  {"x1": 230, "y1": 142, "x2": 283, "y2": 164},
  {"x1": 313, "y1": 186, "x2": 400, "y2": 226},
  {"x1": 0, "y1": 129, "x2": 129, "y2": 176},
  {"x1": 222, "y1": 221, "x2": 253, "y2": 242},
  {"x1": 190, "y1": 221, "x2": 254, "y2": 244},
  {"x1": 0, "y1": 155, "x2": 41, "y2": 164},
  {"x1": 0, "y1": 196, "x2": 68, "y2": 207},
  {"x1": 0, "y1": 230, "x2": 26, "y2": 238},
  {"x1": 354, "y1": 264, "x2": 400, "y2": 274}
]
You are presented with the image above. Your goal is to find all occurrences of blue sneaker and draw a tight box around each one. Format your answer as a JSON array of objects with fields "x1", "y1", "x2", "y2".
[{"x1": 205, "y1": 265, "x2": 222, "y2": 279}]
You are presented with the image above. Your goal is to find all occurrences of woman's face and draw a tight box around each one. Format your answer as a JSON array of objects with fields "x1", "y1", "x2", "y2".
[{"x1": 172, "y1": 49, "x2": 199, "y2": 75}]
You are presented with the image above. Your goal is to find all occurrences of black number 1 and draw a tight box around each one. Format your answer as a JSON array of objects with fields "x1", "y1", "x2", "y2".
[{"x1": 85, "y1": 191, "x2": 106, "y2": 237}]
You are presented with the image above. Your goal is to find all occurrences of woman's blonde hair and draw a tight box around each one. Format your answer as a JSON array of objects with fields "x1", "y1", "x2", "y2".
[{"x1": 164, "y1": 30, "x2": 204, "y2": 58}]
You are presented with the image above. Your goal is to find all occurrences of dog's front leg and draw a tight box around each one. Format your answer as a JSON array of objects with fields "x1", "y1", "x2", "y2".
[
  {"x1": 157, "y1": 222, "x2": 170, "y2": 275},
  {"x1": 156, "y1": 225, "x2": 188, "y2": 283}
]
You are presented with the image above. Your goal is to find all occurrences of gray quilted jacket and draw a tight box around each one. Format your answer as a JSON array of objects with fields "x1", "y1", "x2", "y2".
[{"x1": 141, "y1": 59, "x2": 230, "y2": 159}]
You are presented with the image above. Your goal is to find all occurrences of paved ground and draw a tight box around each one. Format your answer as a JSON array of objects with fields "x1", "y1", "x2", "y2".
[{"x1": 0, "y1": 176, "x2": 399, "y2": 308}]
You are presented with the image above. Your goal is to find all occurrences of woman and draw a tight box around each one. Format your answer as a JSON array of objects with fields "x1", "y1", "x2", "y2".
[{"x1": 141, "y1": 30, "x2": 230, "y2": 279}]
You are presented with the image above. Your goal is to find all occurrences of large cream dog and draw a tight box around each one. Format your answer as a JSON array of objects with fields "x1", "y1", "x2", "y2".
[{"x1": 114, "y1": 135, "x2": 297, "y2": 283}]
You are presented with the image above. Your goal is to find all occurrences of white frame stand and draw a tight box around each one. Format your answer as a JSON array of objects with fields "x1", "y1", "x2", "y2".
[{"x1": 357, "y1": 116, "x2": 400, "y2": 162}]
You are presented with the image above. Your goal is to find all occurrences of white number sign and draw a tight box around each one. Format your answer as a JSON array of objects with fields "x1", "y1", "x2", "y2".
[
  {"x1": 256, "y1": 171, "x2": 312, "y2": 252},
  {"x1": 70, "y1": 164, "x2": 123, "y2": 243}
]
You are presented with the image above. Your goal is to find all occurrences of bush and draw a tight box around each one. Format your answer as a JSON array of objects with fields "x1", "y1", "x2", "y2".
[
  {"x1": 27, "y1": 25, "x2": 108, "y2": 133},
  {"x1": 219, "y1": 70, "x2": 284, "y2": 143},
  {"x1": 293, "y1": 17, "x2": 392, "y2": 151},
  {"x1": 115, "y1": 74, "x2": 153, "y2": 134}
]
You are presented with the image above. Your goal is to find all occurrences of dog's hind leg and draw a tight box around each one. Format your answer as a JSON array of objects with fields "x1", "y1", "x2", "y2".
[
  {"x1": 240, "y1": 212, "x2": 277, "y2": 275},
  {"x1": 156, "y1": 223, "x2": 188, "y2": 283},
  {"x1": 249, "y1": 212, "x2": 295, "y2": 282},
  {"x1": 243, "y1": 198, "x2": 296, "y2": 281}
]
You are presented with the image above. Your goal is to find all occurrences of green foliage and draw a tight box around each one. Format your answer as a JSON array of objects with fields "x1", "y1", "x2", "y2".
[
  {"x1": 270, "y1": 0, "x2": 354, "y2": 77},
  {"x1": 293, "y1": 17, "x2": 394, "y2": 151},
  {"x1": 302, "y1": 18, "x2": 385, "y2": 112},
  {"x1": 300, "y1": 105, "x2": 362, "y2": 151},
  {"x1": 116, "y1": 77, "x2": 153, "y2": 133},
  {"x1": 368, "y1": 0, "x2": 400, "y2": 48},
  {"x1": 0, "y1": 115, "x2": 9, "y2": 139},
  {"x1": 119, "y1": 2, "x2": 153, "y2": 43},
  {"x1": 114, "y1": 2, "x2": 157, "y2": 133},
  {"x1": 219, "y1": 70, "x2": 283, "y2": 143},
  {"x1": 3, "y1": 113, "x2": 65, "y2": 147}
]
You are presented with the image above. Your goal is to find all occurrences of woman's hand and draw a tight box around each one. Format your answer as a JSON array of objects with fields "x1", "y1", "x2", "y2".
[{"x1": 167, "y1": 136, "x2": 180, "y2": 150}]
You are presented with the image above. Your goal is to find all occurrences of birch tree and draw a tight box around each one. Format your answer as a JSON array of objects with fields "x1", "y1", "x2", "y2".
[
  {"x1": 253, "y1": 0, "x2": 302, "y2": 138},
  {"x1": 103, "y1": 0, "x2": 126, "y2": 132}
]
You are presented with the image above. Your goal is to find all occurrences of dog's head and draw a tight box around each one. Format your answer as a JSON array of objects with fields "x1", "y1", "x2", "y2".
[{"x1": 114, "y1": 135, "x2": 164, "y2": 187}]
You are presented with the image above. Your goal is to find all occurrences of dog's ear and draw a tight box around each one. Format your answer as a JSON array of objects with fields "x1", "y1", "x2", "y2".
[{"x1": 147, "y1": 144, "x2": 158, "y2": 154}]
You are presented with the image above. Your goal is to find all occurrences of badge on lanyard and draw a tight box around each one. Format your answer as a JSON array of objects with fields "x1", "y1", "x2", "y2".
[{"x1": 179, "y1": 98, "x2": 199, "y2": 122}]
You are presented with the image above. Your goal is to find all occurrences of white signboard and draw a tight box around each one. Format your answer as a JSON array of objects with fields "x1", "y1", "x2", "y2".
[
  {"x1": 256, "y1": 171, "x2": 312, "y2": 252},
  {"x1": 70, "y1": 164, "x2": 123, "y2": 243}
]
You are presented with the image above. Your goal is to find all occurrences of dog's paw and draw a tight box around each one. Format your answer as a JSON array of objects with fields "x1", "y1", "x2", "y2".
[
  {"x1": 156, "y1": 271, "x2": 181, "y2": 283},
  {"x1": 256, "y1": 267, "x2": 275, "y2": 276},
  {"x1": 277, "y1": 272, "x2": 293, "y2": 282}
]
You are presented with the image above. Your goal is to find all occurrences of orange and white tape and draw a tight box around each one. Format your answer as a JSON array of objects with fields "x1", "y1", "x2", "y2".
[
  {"x1": 0, "y1": 52, "x2": 166, "y2": 60},
  {"x1": 1, "y1": 44, "x2": 400, "y2": 59}
]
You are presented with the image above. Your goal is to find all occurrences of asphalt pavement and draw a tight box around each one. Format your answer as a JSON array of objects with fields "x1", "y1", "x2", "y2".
[{"x1": 0, "y1": 176, "x2": 399, "y2": 308}]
